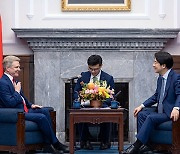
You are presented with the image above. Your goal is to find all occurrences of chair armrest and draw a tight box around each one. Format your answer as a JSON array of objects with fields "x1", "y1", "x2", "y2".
[
  {"x1": 0, "y1": 108, "x2": 24, "y2": 123},
  {"x1": 172, "y1": 117, "x2": 180, "y2": 145},
  {"x1": 43, "y1": 106, "x2": 54, "y2": 111},
  {"x1": 49, "y1": 109, "x2": 56, "y2": 133}
]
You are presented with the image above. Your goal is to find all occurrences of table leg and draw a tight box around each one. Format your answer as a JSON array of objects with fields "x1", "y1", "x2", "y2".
[
  {"x1": 118, "y1": 113, "x2": 124, "y2": 152},
  {"x1": 69, "y1": 114, "x2": 74, "y2": 154}
]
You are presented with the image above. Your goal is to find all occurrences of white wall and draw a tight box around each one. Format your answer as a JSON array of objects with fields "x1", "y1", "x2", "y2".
[{"x1": 0, "y1": 0, "x2": 180, "y2": 55}]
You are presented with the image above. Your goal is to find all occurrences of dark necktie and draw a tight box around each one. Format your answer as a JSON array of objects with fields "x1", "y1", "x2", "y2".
[{"x1": 158, "y1": 77, "x2": 165, "y2": 113}]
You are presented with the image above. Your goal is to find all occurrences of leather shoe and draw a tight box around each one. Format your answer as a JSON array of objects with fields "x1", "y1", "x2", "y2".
[
  {"x1": 122, "y1": 144, "x2": 139, "y2": 154},
  {"x1": 139, "y1": 145, "x2": 152, "y2": 154},
  {"x1": 53, "y1": 141, "x2": 69, "y2": 153},
  {"x1": 43, "y1": 144, "x2": 63, "y2": 154},
  {"x1": 80, "y1": 140, "x2": 93, "y2": 150},
  {"x1": 99, "y1": 142, "x2": 111, "y2": 150}
]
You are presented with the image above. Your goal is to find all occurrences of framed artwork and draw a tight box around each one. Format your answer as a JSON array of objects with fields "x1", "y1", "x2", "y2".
[{"x1": 62, "y1": 0, "x2": 131, "y2": 11}]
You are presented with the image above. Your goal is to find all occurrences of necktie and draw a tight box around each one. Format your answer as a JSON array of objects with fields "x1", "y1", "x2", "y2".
[
  {"x1": 158, "y1": 77, "x2": 165, "y2": 113},
  {"x1": 93, "y1": 76, "x2": 98, "y2": 83},
  {"x1": 22, "y1": 98, "x2": 29, "y2": 113},
  {"x1": 12, "y1": 77, "x2": 15, "y2": 83},
  {"x1": 12, "y1": 78, "x2": 28, "y2": 113}
]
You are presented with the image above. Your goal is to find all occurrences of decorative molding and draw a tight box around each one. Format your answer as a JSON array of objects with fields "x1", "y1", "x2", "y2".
[
  {"x1": 159, "y1": 0, "x2": 166, "y2": 19},
  {"x1": 27, "y1": 40, "x2": 166, "y2": 52},
  {"x1": 43, "y1": 0, "x2": 150, "y2": 20},
  {"x1": 12, "y1": 28, "x2": 180, "y2": 52},
  {"x1": 26, "y1": 0, "x2": 34, "y2": 20}
]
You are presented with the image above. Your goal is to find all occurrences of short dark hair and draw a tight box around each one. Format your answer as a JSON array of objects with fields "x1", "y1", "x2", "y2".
[
  {"x1": 87, "y1": 55, "x2": 102, "y2": 66},
  {"x1": 154, "y1": 51, "x2": 173, "y2": 69}
]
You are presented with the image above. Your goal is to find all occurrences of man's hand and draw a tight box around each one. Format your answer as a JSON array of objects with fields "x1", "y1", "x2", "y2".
[
  {"x1": 13, "y1": 82, "x2": 21, "y2": 93},
  {"x1": 134, "y1": 105, "x2": 143, "y2": 117},
  {"x1": 31, "y1": 104, "x2": 43, "y2": 109},
  {"x1": 170, "y1": 108, "x2": 179, "y2": 121}
]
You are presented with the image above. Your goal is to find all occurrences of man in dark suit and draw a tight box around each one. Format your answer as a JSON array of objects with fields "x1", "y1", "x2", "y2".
[
  {"x1": 0, "y1": 55, "x2": 69, "y2": 153},
  {"x1": 74, "y1": 54, "x2": 115, "y2": 150},
  {"x1": 123, "y1": 51, "x2": 180, "y2": 154}
]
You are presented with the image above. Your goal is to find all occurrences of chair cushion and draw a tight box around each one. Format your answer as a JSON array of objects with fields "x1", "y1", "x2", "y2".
[
  {"x1": 0, "y1": 123, "x2": 17, "y2": 145},
  {"x1": 25, "y1": 120, "x2": 40, "y2": 131},
  {"x1": 25, "y1": 131, "x2": 44, "y2": 144},
  {"x1": 0, "y1": 108, "x2": 23, "y2": 123},
  {"x1": 150, "y1": 130, "x2": 172, "y2": 144},
  {"x1": 150, "y1": 120, "x2": 172, "y2": 144},
  {"x1": 155, "y1": 121, "x2": 172, "y2": 131}
]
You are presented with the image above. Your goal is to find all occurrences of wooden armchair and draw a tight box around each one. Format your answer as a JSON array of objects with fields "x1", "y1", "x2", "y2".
[
  {"x1": 141, "y1": 107, "x2": 180, "y2": 154},
  {"x1": 0, "y1": 107, "x2": 56, "y2": 154},
  {"x1": 150, "y1": 118, "x2": 180, "y2": 154}
]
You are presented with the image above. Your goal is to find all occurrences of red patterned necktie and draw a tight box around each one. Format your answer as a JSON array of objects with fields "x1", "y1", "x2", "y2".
[
  {"x1": 22, "y1": 99, "x2": 29, "y2": 113},
  {"x1": 12, "y1": 77, "x2": 15, "y2": 83},
  {"x1": 12, "y1": 78, "x2": 28, "y2": 113}
]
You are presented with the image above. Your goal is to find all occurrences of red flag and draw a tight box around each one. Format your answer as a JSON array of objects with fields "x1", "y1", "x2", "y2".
[{"x1": 0, "y1": 16, "x2": 3, "y2": 77}]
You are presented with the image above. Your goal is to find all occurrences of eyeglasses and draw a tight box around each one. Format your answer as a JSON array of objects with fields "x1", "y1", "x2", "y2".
[{"x1": 88, "y1": 67, "x2": 100, "y2": 72}]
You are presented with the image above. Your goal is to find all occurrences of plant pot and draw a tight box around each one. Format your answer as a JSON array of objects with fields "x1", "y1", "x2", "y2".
[{"x1": 90, "y1": 100, "x2": 102, "y2": 108}]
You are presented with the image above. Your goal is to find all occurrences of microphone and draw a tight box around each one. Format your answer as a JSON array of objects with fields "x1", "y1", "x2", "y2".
[
  {"x1": 68, "y1": 75, "x2": 82, "y2": 80},
  {"x1": 114, "y1": 90, "x2": 121, "y2": 100}
]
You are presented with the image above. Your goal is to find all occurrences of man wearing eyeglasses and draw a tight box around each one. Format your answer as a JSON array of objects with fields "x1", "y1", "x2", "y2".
[{"x1": 74, "y1": 54, "x2": 115, "y2": 150}]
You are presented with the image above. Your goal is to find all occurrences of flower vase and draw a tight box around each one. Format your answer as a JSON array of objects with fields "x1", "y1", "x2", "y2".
[{"x1": 90, "y1": 100, "x2": 102, "y2": 108}]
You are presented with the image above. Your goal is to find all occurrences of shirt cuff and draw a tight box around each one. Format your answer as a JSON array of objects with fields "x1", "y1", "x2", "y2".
[
  {"x1": 173, "y1": 107, "x2": 179, "y2": 111},
  {"x1": 141, "y1": 104, "x2": 145, "y2": 108}
]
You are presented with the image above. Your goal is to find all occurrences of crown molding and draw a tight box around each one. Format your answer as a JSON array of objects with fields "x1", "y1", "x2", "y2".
[{"x1": 12, "y1": 28, "x2": 180, "y2": 52}]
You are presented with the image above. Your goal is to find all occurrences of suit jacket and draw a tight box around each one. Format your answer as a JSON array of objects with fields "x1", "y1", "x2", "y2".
[
  {"x1": 143, "y1": 69, "x2": 180, "y2": 117},
  {"x1": 74, "y1": 70, "x2": 115, "y2": 106},
  {"x1": 0, "y1": 74, "x2": 32, "y2": 109}
]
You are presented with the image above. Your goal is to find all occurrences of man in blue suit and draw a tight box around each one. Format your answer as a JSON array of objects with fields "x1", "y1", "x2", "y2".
[
  {"x1": 74, "y1": 54, "x2": 115, "y2": 150},
  {"x1": 0, "y1": 55, "x2": 69, "y2": 153},
  {"x1": 123, "y1": 51, "x2": 180, "y2": 154}
]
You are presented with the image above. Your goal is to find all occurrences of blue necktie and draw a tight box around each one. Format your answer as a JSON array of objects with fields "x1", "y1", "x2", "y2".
[{"x1": 158, "y1": 77, "x2": 165, "y2": 113}]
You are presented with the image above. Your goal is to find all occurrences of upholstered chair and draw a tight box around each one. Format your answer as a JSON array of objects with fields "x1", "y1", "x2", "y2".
[{"x1": 0, "y1": 107, "x2": 56, "y2": 154}]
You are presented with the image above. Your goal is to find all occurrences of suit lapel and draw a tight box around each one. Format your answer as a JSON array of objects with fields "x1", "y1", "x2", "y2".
[
  {"x1": 163, "y1": 70, "x2": 173, "y2": 101},
  {"x1": 3, "y1": 74, "x2": 15, "y2": 93},
  {"x1": 83, "y1": 71, "x2": 91, "y2": 83},
  {"x1": 100, "y1": 71, "x2": 105, "y2": 81}
]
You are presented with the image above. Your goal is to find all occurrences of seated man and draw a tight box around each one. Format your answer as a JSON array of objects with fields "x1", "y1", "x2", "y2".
[
  {"x1": 123, "y1": 51, "x2": 180, "y2": 154},
  {"x1": 74, "y1": 54, "x2": 115, "y2": 150},
  {"x1": 0, "y1": 55, "x2": 69, "y2": 153}
]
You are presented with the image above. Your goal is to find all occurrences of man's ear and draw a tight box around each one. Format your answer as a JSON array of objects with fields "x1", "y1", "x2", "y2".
[
  {"x1": 162, "y1": 64, "x2": 166, "y2": 69},
  {"x1": 6, "y1": 67, "x2": 10, "y2": 73}
]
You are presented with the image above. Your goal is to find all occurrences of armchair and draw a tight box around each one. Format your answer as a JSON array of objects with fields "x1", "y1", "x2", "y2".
[
  {"x1": 0, "y1": 107, "x2": 56, "y2": 154},
  {"x1": 142, "y1": 107, "x2": 180, "y2": 154}
]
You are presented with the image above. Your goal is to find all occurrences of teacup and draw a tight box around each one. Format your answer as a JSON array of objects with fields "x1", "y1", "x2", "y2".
[
  {"x1": 111, "y1": 100, "x2": 119, "y2": 109},
  {"x1": 73, "y1": 100, "x2": 81, "y2": 109}
]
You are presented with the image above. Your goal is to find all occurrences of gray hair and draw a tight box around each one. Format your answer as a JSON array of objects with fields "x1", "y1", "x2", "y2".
[{"x1": 3, "y1": 55, "x2": 20, "y2": 70}]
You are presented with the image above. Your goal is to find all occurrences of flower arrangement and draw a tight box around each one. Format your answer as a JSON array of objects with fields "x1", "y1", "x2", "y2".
[{"x1": 79, "y1": 80, "x2": 114, "y2": 102}]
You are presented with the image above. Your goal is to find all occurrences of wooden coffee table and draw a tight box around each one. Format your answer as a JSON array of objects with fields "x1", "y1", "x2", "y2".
[{"x1": 69, "y1": 108, "x2": 124, "y2": 154}]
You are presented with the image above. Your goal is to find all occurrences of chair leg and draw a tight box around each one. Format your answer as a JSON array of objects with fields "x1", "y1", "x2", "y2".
[{"x1": 172, "y1": 149, "x2": 180, "y2": 154}]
